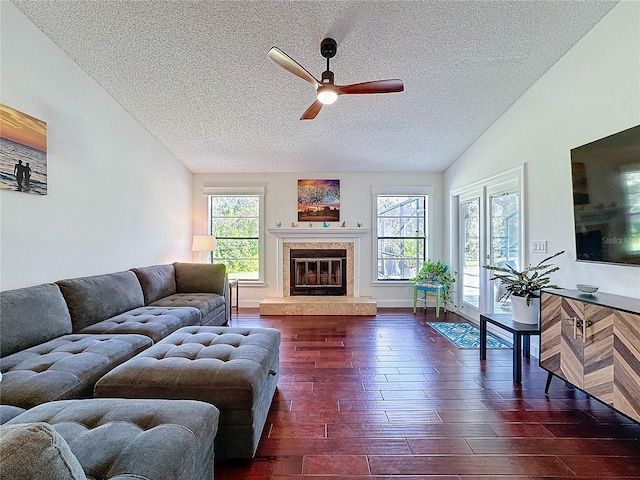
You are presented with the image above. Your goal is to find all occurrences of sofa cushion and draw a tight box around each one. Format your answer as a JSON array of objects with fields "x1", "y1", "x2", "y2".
[
  {"x1": 78, "y1": 306, "x2": 201, "y2": 343},
  {"x1": 0, "y1": 422, "x2": 86, "y2": 480},
  {"x1": 56, "y1": 271, "x2": 145, "y2": 332},
  {"x1": 0, "y1": 405, "x2": 26, "y2": 424},
  {"x1": 131, "y1": 264, "x2": 177, "y2": 305},
  {"x1": 0, "y1": 334, "x2": 152, "y2": 409},
  {"x1": 0, "y1": 283, "x2": 72, "y2": 358},
  {"x1": 174, "y1": 262, "x2": 226, "y2": 295},
  {"x1": 7, "y1": 398, "x2": 219, "y2": 480},
  {"x1": 149, "y1": 293, "x2": 225, "y2": 325}
]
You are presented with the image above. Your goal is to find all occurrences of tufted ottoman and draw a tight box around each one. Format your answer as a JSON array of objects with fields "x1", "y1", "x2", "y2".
[
  {"x1": 94, "y1": 326, "x2": 280, "y2": 458},
  {"x1": 5, "y1": 398, "x2": 219, "y2": 480}
]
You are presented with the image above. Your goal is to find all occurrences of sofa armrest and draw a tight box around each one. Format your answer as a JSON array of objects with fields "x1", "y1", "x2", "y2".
[{"x1": 173, "y1": 262, "x2": 227, "y2": 296}]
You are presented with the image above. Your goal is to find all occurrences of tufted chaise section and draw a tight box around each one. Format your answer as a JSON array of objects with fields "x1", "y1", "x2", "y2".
[
  {"x1": 149, "y1": 293, "x2": 226, "y2": 325},
  {"x1": 5, "y1": 398, "x2": 219, "y2": 480},
  {"x1": 95, "y1": 326, "x2": 280, "y2": 458},
  {"x1": 134, "y1": 263, "x2": 229, "y2": 326},
  {"x1": 0, "y1": 334, "x2": 152, "y2": 409},
  {"x1": 78, "y1": 306, "x2": 201, "y2": 343}
]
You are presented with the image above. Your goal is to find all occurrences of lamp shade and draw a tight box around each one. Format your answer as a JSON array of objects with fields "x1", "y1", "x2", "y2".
[{"x1": 192, "y1": 235, "x2": 216, "y2": 252}]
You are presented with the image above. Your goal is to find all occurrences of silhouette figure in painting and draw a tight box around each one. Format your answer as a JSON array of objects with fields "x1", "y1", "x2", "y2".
[
  {"x1": 23, "y1": 163, "x2": 32, "y2": 191},
  {"x1": 13, "y1": 160, "x2": 25, "y2": 191}
]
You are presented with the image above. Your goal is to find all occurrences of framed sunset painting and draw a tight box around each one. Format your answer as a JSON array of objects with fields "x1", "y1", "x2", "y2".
[
  {"x1": 298, "y1": 179, "x2": 340, "y2": 222},
  {"x1": 0, "y1": 104, "x2": 47, "y2": 195}
]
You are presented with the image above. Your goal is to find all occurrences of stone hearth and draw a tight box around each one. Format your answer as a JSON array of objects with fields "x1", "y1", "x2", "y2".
[{"x1": 259, "y1": 295, "x2": 377, "y2": 316}]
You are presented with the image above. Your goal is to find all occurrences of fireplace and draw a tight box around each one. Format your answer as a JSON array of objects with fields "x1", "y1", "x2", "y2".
[
  {"x1": 261, "y1": 228, "x2": 377, "y2": 315},
  {"x1": 290, "y1": 249, "x2": 347, "y2": 296}
]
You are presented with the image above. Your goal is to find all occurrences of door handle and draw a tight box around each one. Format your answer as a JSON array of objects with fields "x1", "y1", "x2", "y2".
[{"x1": 572, "y1": 318, "x2": 593, "y2": 343}]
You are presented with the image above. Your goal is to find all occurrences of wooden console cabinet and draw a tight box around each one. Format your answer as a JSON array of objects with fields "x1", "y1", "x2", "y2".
[{"x1": 539, "y1": 289, "x2": 640, "y2": 423}]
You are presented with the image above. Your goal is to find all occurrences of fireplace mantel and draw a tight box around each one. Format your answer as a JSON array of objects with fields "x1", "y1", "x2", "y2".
[
  {"x1": 267, "y1": 228, "x2": 370, "y2": 238},
  {"x1": 268, "y1": 228, "x2": 369, "y2": 297}
]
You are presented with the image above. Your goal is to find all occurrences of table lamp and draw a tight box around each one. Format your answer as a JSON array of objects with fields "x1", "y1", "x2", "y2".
[{"x1": 192, "y1": 235, "x2": 216, "y2": 263}]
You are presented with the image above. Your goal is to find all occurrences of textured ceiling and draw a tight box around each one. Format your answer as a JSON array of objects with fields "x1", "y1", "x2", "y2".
[{"x1": 12, "y1": 0, "x2": 618, "y2": 173}]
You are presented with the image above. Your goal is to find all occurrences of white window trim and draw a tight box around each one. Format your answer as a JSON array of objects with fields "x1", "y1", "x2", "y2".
[
  {"x1": 371, "y1": 186, "x2": 434, "y2": 285},
  {"x1": 204, "y1": 185, "x2": 266, "y2": 286}
]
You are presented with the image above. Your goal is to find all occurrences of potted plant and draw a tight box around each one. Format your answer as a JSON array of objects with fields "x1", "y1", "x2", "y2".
[
  {"x1": 483, "y1": 251, "x2": 564, "y2": 324},
  {"x1": 410, "y1": 259, "x2": 457, "y2": 309}
]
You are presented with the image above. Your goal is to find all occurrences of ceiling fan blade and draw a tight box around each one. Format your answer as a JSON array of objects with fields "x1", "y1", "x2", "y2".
[
  {"x1": 300, "y1": 100, "x2": 323, "y2": 120},
  {"x1": 337, "y1": 79, "x2": 404, "y2": 95},
  {"x1": 268, "y1": 47, "x2": 320, "y2": 86}
]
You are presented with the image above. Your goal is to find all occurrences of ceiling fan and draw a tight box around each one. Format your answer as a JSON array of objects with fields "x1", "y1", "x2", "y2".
[{"x1": 267, "y1": 38, "x2": 404, "y2": 120}]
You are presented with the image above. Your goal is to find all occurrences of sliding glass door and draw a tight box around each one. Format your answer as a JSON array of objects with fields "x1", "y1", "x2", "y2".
[
  {"x1": 488, "y1": 187, "x2": 520, "y2": 313},
  {"x1": 454, "y1": 168, "x2": 524, "y2": 318},
  {"x1": 460, "y1": 196, "x2": 481, "y2": 309}
]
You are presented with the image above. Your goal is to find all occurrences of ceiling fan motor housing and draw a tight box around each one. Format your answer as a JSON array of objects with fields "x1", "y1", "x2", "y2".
[
  {"x1": 321, "y1": 70, "x2": 335, "y2": 84},
  {"x1": 320, "y1": 38, "x2": 337, "y2": 58}
]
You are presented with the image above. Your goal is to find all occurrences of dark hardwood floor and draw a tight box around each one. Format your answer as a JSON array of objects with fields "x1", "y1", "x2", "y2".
[{"x1": 217, "y1": 308, "x2": 640, "y2": 479}]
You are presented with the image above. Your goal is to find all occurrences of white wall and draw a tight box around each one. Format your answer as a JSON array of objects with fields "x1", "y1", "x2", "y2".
[
  {"x1": 193, "y1": 172, "x2": 443, "y2": 307},
  {"x1": 0, "y1": 3, "x2": 193, "y2": 290},
  {"x1": 444, "y1": 1, "x2": 640, "y2": 300}
]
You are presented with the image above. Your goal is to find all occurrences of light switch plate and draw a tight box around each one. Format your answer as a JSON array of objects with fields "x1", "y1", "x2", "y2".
[{"x1": 531, "y1": 240, "x2": 547, "y2": 253}]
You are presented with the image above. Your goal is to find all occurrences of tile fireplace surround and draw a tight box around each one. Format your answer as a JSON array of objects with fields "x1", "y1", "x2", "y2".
[{"x1": 259, "y1": 228, "x2": 377, "y2": 315}]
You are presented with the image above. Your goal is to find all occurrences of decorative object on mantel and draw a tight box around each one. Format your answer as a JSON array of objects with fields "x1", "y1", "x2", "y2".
[
  {"x1": 275, "y1": 222, "x2": 282, "y2": 228},
  {"x1": 291, "y1": 222, "x2": 298, "y2": 228},
  {"x1": 308, "y1": 222, "x2": 313, "y2": 228},
  {"x1": 357, "y1": 222, "x2": 363, "y2": 228},
  {"x1": 0, "y1": 104, "x2": 48, "y2": 195},
  {"x1": 298, "y1": 179, "x2": 340, "y2": 222},
  {"x1": 323, "y1": 222, "x2": 329, "y2": 228},
  {"x1": 484, "y1": 251, "x2": 564, "y2": 324},
  {"x1": 576, "y1": 283, "x2": 599, "y2": 294},
  {"x1": 267, "y1": 227, "x2": 369, "y2": 238},
  {"x1": 339, "y1": 221, "x2": 346, "y2": 227}
]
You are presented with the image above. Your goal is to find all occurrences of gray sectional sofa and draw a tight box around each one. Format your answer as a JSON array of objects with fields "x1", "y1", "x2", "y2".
[
  {"x1": 0, "y1": 262, "x2": 237, "y2": 479},
  {"x1": 0, "y1": 262, "x2": 229, "y2": 409}
]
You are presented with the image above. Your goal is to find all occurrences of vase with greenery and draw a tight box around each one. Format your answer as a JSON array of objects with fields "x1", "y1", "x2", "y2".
[
  {"x1": 410, "y1": 259, "x2": 457, "y2": 309},
  {"x1": 483, "y1": 251, "x2": 564, "y2": 306}
]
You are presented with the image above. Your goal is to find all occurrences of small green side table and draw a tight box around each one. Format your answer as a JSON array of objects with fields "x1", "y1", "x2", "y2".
[{"x1": 413, "y1": 282, "x2": 445, "y2": 317}]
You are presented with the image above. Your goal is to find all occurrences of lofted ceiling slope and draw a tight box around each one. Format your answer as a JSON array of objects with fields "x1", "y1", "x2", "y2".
[{"x1": 11, "y1": 0, "x2": 618, "y2": 173}]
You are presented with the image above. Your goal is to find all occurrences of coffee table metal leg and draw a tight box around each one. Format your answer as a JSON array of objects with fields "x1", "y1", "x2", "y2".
[
  {"x1": 513, "y1": 333, "x2": 522, "y2": 383},
  {"x1": 480, "y1": 318, "x2": 487, "y2": 360},
  {"x1": 523, "y1": 335, "x2": 531, "y2": 358}
]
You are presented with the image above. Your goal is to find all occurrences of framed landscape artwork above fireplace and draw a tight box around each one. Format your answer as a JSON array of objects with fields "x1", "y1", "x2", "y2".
[{"x1": 297, "y1": 179, "x2": 340, "y2": 222}]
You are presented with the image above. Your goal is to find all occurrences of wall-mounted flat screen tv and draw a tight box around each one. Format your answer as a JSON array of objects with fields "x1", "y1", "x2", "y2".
[{"x1": 570, "y1": 124, "x2": 640, "y2": 266}]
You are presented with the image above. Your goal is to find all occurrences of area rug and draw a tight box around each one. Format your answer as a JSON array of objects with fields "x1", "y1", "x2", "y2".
[{"x1": 428, "y1": 322, "x2": 511, "y2": 349}]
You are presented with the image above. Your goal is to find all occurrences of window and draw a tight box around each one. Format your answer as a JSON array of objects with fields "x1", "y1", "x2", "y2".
[
  {"x1": 373, "y1": 188, "x2": 430, "y2": 281},
  {"x1": 206, "y1": 187, "x2": 264, "y2": 282}
]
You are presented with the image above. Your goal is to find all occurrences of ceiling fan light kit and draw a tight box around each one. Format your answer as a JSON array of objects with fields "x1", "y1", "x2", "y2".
[
  {"x1": 268, "y1": 37, "x2": 404, "y2": 120},
  {"x1": 317, "y1": 87, "x2": 338, "y2": 105}
]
